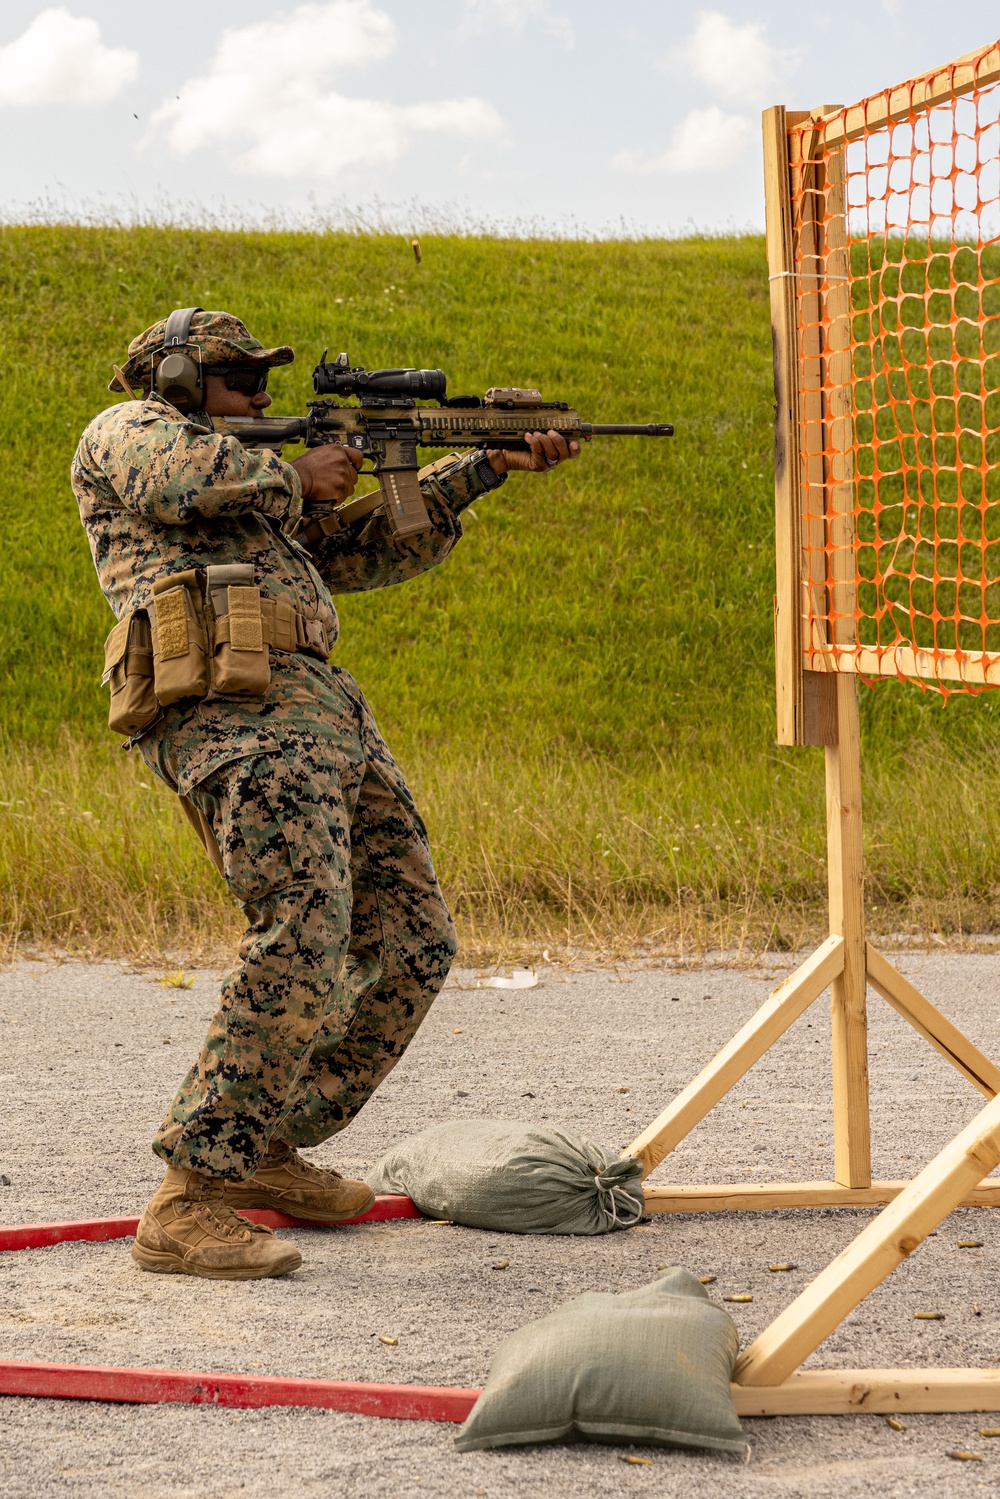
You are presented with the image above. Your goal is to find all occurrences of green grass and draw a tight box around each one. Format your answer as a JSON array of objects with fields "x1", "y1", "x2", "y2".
[{"x1": 4, "y1": 223, "x2": 1000, "y2": 959}]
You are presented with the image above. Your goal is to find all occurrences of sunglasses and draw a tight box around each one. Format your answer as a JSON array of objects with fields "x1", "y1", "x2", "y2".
[{"x1": 211, "y1": 364, "x2": 270, "y2": 395}]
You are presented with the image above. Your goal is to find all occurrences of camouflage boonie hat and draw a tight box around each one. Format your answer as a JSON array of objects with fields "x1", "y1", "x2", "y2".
[{"x1": 112, "y1": 309, "x2": 294, "y2": 392}]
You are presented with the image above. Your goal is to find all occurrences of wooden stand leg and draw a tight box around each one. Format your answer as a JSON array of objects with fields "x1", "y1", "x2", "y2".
[
  {"x1": 866, "y1": 943, "x2": 1000, "y2": 1098},
  {"x1": 827, "y1": 675, "x2": 871, "y2": 1188},
  {"x1": 642, "y1": 1178, "x2": 1000, "y2": 1213},
  {"x1": 734, "y1": 1088, "x2": 1000, "y2": 1386},
  {"x1": 732, "y1": 1368, "x2": 1000, "y2": 1415},
  {"x1": 624, "y1": 934, "x2": 844, "y2": 1177}
]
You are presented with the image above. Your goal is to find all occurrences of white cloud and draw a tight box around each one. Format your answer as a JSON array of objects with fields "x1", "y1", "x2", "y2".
[
  {"x1": 669, "y1": 10, "x2": 797, "y2": 107},
  {"x1": 463, "y1": 0, "x2": 573, "y2": 45},
  {"x1": 614, "y1": 106, "x2": 753, "y2": 174},
  {"x1": 150, "y1": 0, "x2": 504, "y2": 180},
  {"x1": 0, "y1": 7, "x2": 137, "y2": 106}
]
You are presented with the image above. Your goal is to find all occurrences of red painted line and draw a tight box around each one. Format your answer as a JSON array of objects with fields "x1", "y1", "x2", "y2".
[
  {"x1": 0, "y1": 1360, "x2": 480, "y2": 1423},
  {"x1": 246, "y1": 1196, "x2": 422, "y2": 1229},
  {"x1": 0, "y1": 1196, "x2": 421, "y2": 1252},
  {"x1": 0, "y1": 1217, "x2": 140, "y2": 1251}
]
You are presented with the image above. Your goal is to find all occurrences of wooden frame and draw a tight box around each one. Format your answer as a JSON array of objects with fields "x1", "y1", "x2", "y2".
[
  {"x1": 786, "y1": 41, "x2": 1000, "y2": 692},
  {"x1": 624, "y1": 50, "x2": 1000, "y2": 1419}
]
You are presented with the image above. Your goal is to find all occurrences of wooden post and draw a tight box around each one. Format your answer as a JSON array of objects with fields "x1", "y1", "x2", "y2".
[
  {"x1": 824, "y1": 136, "x2": 856, "y2": 662},
  {"x1": 793, "y1": 110, "x2": 834, "y2": 674},
  {"x1": 764, "y1": 105, "x2": 804, "y2": 748},
  {"x1": 765, "y1": 105, "x2": 839, "y2": 746},
  {"x1": 794, "y1": 107, "x2": 854, "y2": 672},
  {"x1": 827, "y1": 674, "x2": 871, "y2": 1187}
]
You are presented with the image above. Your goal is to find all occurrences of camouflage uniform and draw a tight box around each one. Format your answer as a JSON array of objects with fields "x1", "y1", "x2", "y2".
[{"x1": 72, "y1": 312, "x2": 499, "y2": 1180}]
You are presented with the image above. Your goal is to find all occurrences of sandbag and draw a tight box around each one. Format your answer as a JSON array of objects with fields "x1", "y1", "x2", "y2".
[
  {"x1": 367, "y1": 1119, "x2": 644, "y2": 1235},
  {"x1": 455, "y1": 1268, "x2": 745, "y2": 1454}
]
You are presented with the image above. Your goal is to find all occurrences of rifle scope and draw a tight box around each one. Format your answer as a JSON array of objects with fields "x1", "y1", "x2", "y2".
[{"x1": 313, "y1": 350, "x2": 447, "y2": 400}]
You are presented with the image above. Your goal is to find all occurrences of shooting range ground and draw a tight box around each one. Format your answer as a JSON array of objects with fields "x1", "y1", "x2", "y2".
[
  {"x1": 7, "y1": 227, "x2": 1000, "y2": 962},
  {"x1": 3, "y1": 957, "x2": 1000, "y2": 1496}
]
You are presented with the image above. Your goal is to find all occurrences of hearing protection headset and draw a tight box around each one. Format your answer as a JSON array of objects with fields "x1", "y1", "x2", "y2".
[{"x1": 152, "y1": 306, "x2": 204, "y2": 413}]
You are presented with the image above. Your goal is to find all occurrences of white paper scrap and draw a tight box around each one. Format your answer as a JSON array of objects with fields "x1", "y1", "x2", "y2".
[{"x1": 482, "y1": 968, "x2": 539, "y2": 990}]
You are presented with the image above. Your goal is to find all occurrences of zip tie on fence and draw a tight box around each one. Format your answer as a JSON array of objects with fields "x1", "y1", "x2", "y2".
[{"x1": 767, "y1": 271, "x2": 852, "y2": 281}]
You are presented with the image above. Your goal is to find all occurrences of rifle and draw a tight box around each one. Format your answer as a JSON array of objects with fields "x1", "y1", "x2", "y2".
[{"x1": 211, "y1": 352, "x2": 674, "y2": 543}]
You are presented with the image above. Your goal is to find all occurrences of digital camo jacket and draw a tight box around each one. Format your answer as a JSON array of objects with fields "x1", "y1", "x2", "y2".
[{"x1": 71, "y1": 392, "x2": 491, "y2": 793}]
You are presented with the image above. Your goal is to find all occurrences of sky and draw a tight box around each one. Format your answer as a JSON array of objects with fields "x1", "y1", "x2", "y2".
[{"x1": 1, "y1": 0, "x2": 999, "y2": 236}]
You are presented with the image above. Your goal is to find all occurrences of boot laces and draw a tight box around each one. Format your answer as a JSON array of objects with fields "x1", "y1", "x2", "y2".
[
  {"x1": 194, "y1": 1195, "x2": 270, "y2": 1238},
  {"x1": 272, "y1": 1145, "x2": 343, "y2": 1185}
]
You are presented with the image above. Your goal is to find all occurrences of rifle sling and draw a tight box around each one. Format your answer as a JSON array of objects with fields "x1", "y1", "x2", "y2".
[{"x1": 298, "y1": 491, "x2": 383, "y2": 547}]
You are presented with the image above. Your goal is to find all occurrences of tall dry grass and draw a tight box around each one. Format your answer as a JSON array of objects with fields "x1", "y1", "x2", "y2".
[
  {"x1": 0, "y1": 736, "x2": 236, "y2": 963},
  {"x1": 4, "y1": 732, "x2": 1000, "y2": 966}
]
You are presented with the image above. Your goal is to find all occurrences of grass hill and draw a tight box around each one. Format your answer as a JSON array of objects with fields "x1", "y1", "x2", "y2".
[{"x1": 3, "y1": 224, "x2": 1000, "y2": 961}]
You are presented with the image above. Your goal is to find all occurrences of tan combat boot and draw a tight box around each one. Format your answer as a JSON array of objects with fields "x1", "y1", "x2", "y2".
[
  {"x1": 131, "y1": 1166, "x2": 302, "y2": 1280},
  {"x1": 225, "y1": 1140, "x2": 376, "y2": 1224}
]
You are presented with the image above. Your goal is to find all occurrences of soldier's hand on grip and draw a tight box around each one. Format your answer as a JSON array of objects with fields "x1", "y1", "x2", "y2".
[{"x1": 292, "y1": 442, "x2": 364, "y2": 505}]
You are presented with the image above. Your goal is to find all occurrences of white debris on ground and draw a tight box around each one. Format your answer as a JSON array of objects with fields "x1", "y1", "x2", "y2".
[{"x1": 481, "y1": 968, "x2": 540, "y2": 989}]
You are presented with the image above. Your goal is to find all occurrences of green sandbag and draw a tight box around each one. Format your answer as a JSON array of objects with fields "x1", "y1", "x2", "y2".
[
  {"x1": 367, "y1": 1119, "x2": 644, "y2": 1234},
  {"x1": 455, "y1": 1268, "x2": 745, "y2": 1454}
]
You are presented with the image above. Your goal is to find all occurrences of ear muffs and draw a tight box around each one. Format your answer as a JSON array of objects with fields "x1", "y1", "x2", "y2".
[{"x1": 153, "y1": 306, "x2": 204, "y2": 413}]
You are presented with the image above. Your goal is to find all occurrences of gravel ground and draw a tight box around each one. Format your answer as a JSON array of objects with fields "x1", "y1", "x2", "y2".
[{"x1": 2, "y1": 952, "x2": 1000, "y2": 1498}]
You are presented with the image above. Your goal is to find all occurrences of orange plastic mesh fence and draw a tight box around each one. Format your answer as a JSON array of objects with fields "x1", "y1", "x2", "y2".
[{"x1": 789, "y1": 41, "x2": 1000, "y2": 691}]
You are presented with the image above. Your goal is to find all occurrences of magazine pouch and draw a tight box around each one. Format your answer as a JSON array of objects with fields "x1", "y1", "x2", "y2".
[
  {"x1": 102, "y1": 610, "x2": 158, "y2": 737},
  {"x1": 150, "y1": 570, "x2": 209, "y2": 705},
  {"x1": 206, "y1": 563, "x2": 271, "y2": 698}
]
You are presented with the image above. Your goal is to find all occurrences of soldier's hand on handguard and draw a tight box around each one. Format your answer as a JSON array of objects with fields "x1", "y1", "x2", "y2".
[
  {"x1": 486, "y1": 429, "x2": 582, "y2": 477},
  {"x1": 291, "y1": 443, "x2": 365, "y2": 506}
]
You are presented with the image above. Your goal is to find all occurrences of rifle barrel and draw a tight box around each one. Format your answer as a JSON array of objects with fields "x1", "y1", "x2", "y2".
[{"x1": 582, "y1": 423, "x2": 674, "y2": 437}]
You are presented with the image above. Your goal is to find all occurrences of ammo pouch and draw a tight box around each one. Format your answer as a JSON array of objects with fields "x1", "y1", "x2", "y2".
[
  {"x1": 206, "y1": 563, "x2": 270, "y2": 698},
  {"x1": 150, "y1": 570, "x2": 210, "y2": 706},
  {"x1": 101, "y1": 566, "x2": 332, "y2": 736},
  {"x1": 102, "y1": 611, "x2": 158, "y2": 737}
]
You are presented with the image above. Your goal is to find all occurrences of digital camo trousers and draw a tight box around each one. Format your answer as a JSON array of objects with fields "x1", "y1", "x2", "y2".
[{"x1": 153, "y1": 701, "x2": 458, "y2": 1181}]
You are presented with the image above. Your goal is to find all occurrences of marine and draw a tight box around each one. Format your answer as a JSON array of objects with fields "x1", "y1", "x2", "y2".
[{"x1": 72, "y1": 309, "x2": 579, "y2": 1279}]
